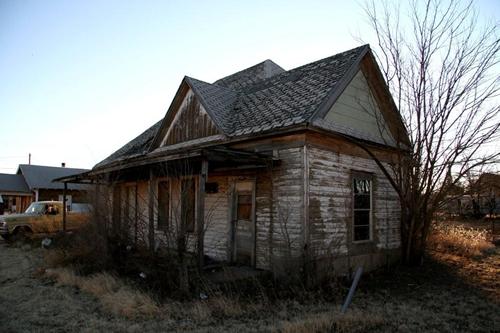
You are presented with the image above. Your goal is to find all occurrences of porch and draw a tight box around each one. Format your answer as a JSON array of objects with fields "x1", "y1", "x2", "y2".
[{"x1": 56, "y1": 146, "x2": 278, "y2": 270}]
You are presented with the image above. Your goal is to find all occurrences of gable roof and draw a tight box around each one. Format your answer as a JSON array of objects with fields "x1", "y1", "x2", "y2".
[
  {"x1": 97, "y1": 44, "x2": 406, "y2": 169},
  {"x1": 17, "y1": 165, "x2": 90, "y2": 190},
  {"x1": 0, "y1": 173, "x2": 31, "y2": 194}
]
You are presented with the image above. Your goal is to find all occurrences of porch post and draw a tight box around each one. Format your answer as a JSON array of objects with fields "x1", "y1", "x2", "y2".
[
  {"x1": 62, "y1": 182, "x2": 67, "y2": 232},
  {"x1": 197, "y1": 158, "x2": 208, "y2": 270},
  {"x1": 93, "y1": 179, "x2": 100, "y2": 229},
  {"x1": 148, "y1": 168, "x2": 156, "y2": 255}
]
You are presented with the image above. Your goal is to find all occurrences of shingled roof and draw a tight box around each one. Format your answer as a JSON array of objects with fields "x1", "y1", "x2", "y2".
[
  {"x1": 95, "y1": 120, "x2": 162, "y2": 168},
  {"x1": 97, "y1": 45, "x2": 386, "y2": 168},
  {"x1": 17, "y1": 165, "x2": 90, "y2": 190},
  {"x1": 0, "y1": 174, "x2": 30, "y2": 194}
]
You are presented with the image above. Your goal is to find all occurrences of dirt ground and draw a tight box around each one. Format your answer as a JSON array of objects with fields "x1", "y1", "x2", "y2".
[{"x1": 0, "y1": 238, "x2": 499, "y2": 332}]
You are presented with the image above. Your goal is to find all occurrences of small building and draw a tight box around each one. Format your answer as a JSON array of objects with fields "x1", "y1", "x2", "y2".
[
  {"x1": 0, "y1": 174, "x2": 32, "y2": 214},
  {"x1": 67, "y1": 45, "x2": 409, "y2": 275},
  {"x1": 0, "y1": 164, "x2": 90, "y2": 214}
]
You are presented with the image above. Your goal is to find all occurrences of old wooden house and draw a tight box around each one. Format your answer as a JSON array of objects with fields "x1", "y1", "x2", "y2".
[{"x1": 67, "y1": 45, "x2": 409, "y2": 275}]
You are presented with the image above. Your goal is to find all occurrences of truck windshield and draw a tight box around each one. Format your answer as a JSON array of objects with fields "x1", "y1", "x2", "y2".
[{"x1": 25, "y1": 203, "x2": 47, "y2": 214}]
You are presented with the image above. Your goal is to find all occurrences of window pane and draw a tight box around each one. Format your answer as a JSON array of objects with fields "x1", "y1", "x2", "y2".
[
  {"x1": 354, "y1": 225, "x2": 370, "y2": 241},
  {"x1": 353, "y1": 179, "x2": 371, "y2": 195},
  {"x1": 237, "y1": 194, "x2": 252, "y2": 220},
  {"x1": 354, "y1": 194, "x2": 370, "y2": 209},
  {"x1": 354, "y1": 210, "x2": 370, "y2": 226},
  {"x1": 181, "y1": 179, "x2": 195, "y2": 232},
  {"x1": 158, "y1": 181, "x2": 169, "y2": 228}
]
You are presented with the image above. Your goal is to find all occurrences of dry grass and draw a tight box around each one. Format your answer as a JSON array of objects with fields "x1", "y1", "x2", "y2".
[
  {"x1": 190, "y1": 301, "x2": 212, "y2": 322},
  {"x1": 43, "y1": 249, "x2": 69, "y2": 268},
  {"x1": 45, "y1": 267, "x2": 82, "y2": 287},
  {"x1": 100, "y1": 288, "x2": 160, "y2": 319},
  {"x1": 4, "y1": 238, "x2": 497, "y2": 332},
  {"x1": 278, "y1": 310, "x2": 385, "y2": 333},
  {"x1": 44, "y1": 268, "x2": 160, "y2": 319},
  {"x1": 428, "y1": 222, "x2": 494, "y2": 257},
  {"x1": 79, "y1": 272, "x2": 121, "y2": 295},
  {"x1": 188, "y1": 296, "x2": 244, "y2": 321}
]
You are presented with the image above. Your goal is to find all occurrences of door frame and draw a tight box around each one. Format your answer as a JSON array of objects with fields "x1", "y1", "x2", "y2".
[{"x1": 229, "y1": 178, "x2": 256, "y2": 267}]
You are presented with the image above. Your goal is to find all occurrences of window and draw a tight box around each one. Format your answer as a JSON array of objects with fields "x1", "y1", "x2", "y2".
[
  {"x1": 237, "y1": 194, "x2": 252, "y2": 220},
  {"x1": 124, "y1": 185, "x2": 136, "y2": 226},
  {"x1": 205, "y1": 182, "x2": 219, "y2": 194},
  {"x1": 112, "y1": 186, "x2": 121, "y2": 231},
  {"x1": 181, "y1": 178, "x2": 196, "y2": 232},
  {"x1": 353, "y1": 177, "x2": 372, "y2": 242},
  {"x1": 157, "y1": 181, "x2": 169, "y2": 229}
]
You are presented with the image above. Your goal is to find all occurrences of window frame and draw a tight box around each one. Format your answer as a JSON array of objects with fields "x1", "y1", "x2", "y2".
[{"x1": 352, "y1": 174, "x2": 373, "y2": 243}]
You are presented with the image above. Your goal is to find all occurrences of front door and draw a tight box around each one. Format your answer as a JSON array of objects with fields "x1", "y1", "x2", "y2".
[{"x1": 232, "y1": 181, "x2": 255, "y2": 266}]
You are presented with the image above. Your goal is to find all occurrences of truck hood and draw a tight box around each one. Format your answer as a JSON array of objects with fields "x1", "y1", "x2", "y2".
[{"x1": 0, "y1": 213, "x2": 38, "y2": 222}]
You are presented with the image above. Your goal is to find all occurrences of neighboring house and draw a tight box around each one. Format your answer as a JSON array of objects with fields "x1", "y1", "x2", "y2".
[
  {"x1": 0, "y1": 164, "x2": 90, "y2": 214},
  {"x1": 470, "y1": 173, "x2": 500, "y2": 215},
  {"x1": 0, "y1": 174, "x2": 32, "y2": 214},
  {"x1": 473, "y1": 173, "x2": 500, "y2": 197},
  {"x1": 65, "y1": 45, "x2": 409, "y2": 275}
]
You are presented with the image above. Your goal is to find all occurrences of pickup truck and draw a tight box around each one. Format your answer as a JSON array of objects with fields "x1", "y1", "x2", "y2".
[{"x1": 0, "y1": 201, "x2": 90, "y2": 240}]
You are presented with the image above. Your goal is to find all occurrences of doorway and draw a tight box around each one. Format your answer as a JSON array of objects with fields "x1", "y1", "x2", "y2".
[{"x1": 231, "y1": 181, "x2": 256, "y2": 266}]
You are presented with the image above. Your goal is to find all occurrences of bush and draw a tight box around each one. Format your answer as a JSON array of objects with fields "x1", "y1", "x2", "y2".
[{"x1": 41, "y1": 216, "x2": 126, "y2": 275}]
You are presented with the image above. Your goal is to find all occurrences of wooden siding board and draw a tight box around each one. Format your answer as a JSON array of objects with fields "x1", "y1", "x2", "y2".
[
  {"x1": 162, "y1": 90, "x2": 221, "y2": 147},
  {"x1": 308, "y1": 145, "x2": 401, "y2": 259},
  {"x1": 253, "y1": 146, "x2": 306, "y2": 270},
  {"x1": 203, "y1": 176, "x2": 230, "y2": 261}
]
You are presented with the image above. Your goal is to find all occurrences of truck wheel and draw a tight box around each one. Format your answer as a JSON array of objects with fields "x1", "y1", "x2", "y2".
[{"x1": 12, "y1": 227, "x2": 32, "y2": 242}]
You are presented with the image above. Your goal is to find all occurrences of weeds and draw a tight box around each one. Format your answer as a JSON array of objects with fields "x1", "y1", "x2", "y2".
[
  {"x1": 44, "y1": 268, "x2": 160, "y2": 319},
  {"x1": 428, "y1": 222, "x2": 494, "y2": 257},
  {"x1": 278, "y1": 310, "x2": 385, "y2": 333}
]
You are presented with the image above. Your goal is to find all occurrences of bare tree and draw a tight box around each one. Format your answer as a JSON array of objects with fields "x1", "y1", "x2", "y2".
[{"x1": 359, "y1": 0, "x2": 499, "y2": 264}]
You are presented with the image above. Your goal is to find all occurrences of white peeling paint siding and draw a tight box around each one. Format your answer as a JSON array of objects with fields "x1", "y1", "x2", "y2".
[
  {"x1": 255, "y1": 147, "x2": 305, "y2": 270},
  {"x1": 203, "y1": 176, "x2": 230, "y2": 261},
  {"x1": 308, "y1": 146, "x2": 401, "y2": 257}
]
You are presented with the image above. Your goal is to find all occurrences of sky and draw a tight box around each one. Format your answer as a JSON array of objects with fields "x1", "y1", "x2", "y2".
[{"x1": 0, "y1": 0, "x2": 499, "y2": 173}]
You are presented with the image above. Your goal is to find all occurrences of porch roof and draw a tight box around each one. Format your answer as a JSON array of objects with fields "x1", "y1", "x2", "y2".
[{"x1": 54, "y1": 146, "x2": 277, "y2": 184}]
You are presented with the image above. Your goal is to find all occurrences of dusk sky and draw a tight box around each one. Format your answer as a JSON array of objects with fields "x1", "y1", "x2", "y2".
[{"x1": 1, "y1": 0, "x2": 498, "y2": 173}]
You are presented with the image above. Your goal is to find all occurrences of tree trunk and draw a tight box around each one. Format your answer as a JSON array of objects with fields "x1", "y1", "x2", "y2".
[{"x1": 401, "y1": 211, "x2": 428, "y2": 266}]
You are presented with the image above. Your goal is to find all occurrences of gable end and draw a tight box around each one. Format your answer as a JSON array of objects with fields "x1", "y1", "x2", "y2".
[{"x1": 160, "y1": 90, "x2": 222, "y2": 147}]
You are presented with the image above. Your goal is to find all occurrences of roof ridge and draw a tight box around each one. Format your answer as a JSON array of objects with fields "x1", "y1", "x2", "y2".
[
  {"x1": 238, "y1": 44, "x2": 369, "y2": 94},
  {"x1": 187, "y1": 76, "x2": 238, "y2": 94},
  {"x1": 213, "y1": 59, "x2": 284, "y2": 85},
  {"x1": 19, "y1": 164, "x2": 87, "y2": 169},
  {"x1": 287, "y1": 44, "x2": 368, "y2": 74}
]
